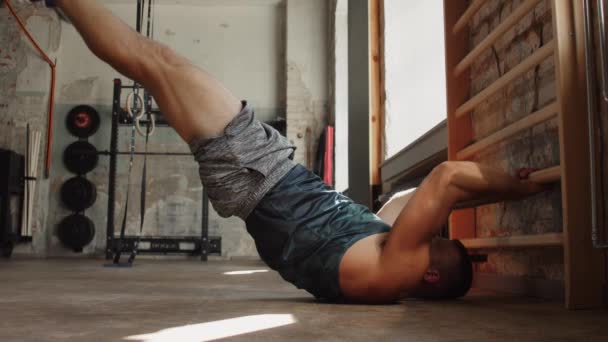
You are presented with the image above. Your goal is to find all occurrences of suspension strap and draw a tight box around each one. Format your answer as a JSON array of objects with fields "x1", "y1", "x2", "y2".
[
  {"x1": 128, "y1": 0, "x2": 155, "y2": 263},
  {"x1": 111, "y1": 0, "x2": 155, "y2": 265},
  {"x1": 127, "y1": 109, "x2": 151, "y2": 264},
  {"x1": 112, "y1": 87, "x2": 139, "y2": 264}
]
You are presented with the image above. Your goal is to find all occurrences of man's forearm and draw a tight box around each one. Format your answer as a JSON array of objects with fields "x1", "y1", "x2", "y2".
[
  {"x1": 449, "y1": 162, "x2": 542, "y2": 199},
  {"x1": 55, "y1": 0, "x2": 146, "y2": 79}
]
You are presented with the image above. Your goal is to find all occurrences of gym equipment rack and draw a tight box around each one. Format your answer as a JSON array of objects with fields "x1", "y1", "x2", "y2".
[{"x1": 105, "y1": 79, "x2": 221, "y2": 261}]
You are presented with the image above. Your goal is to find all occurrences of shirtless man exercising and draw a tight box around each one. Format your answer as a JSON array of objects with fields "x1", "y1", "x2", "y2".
[{"x1": 19, "y1": 0, "x2": 543, "y2": 303}]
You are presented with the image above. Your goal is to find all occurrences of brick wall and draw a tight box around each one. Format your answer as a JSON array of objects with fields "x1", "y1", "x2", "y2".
[{"x1": 468, "y1": 0, "x2": 563, "y2": 280}]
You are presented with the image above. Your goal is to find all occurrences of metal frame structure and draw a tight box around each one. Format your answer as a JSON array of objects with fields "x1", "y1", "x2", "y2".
[
  {"x1": 348, "y1": 0, "x2": 372, "y2": 207},
  {"x1": 583, "y1": 0, "x2": 608, "y2": 250},
  {"x1": 105, "y1": 79, "x2": 220, "y2": 261}
]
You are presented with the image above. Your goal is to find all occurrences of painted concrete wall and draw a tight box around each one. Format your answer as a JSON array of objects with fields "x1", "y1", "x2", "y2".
[
  {"x1": 383, "y1": 0, "x2": 447, "y2": 159},
  {"x1": 285, "y1": 0, "x2": 330, "y2": 168},
  {"x1": 467, "y1": 0, "x2": 563, "y2": 280},
  {"x1": 57, "y1": 1, "x2": 286, "y2": 119},
  {"x1": 0, "y1": 5, "x2": 60, "y2": 255},
  {"x1": 51, "y1": 0, "x2": 285, "y2": 259},
  {"x1": 2, "y1": 0, "x2": 330, "y2": 259}
]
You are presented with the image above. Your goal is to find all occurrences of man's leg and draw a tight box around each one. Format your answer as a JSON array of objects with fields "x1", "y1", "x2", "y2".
[
  {"x1": 55, "y1": 0, "x2": 242, "y2": 142},
  {"x1": 339, "y1": 161, "x2": 544, "y2": 303}
]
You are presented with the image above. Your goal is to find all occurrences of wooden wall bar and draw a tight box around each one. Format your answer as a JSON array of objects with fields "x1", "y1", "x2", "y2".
[
  {"x1": 455, "y1": 42, "x2": 555, "y2": 118},
  {"x1": 453, "y1": 0, "x2": 487, "y2": 35},
  {"x1": 457, "y1": 102, "x2": 559, "y2": 160},
  {"x1": 462, "y1": 233, "x2": 563, "y2": 249},
  {"x1": 444, "y1": 0, "x2": 475, "y2": 240},
  {"x1": 553, "y1": 0, "x2": 605, "y2": 309},
  {"x1": 454, "y1": 0, "x2": 544, "y2": 76},
  {"x1": 443, "y1": 0, "x2": 606, "y2": 308},
  {"x1": 370, "y1": 0, "x2": 383, "y2": 188}
]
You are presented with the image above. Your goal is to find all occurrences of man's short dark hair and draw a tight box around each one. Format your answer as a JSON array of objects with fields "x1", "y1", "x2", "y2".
[
  {"x1": 419, "y1": 238, "x2": 474, "y2": 300},
  {"x1": 444, "y1": 239, "x2": 473, "y2": 298}
]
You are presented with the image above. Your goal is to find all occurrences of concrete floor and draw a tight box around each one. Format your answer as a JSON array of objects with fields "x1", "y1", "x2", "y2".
[{"x1": 0, "y1": 259, "x2": 607, "y2": 342}]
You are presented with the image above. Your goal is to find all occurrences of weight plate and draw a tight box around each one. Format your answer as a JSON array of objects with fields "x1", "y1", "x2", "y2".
[
  {"x1": 66, "y1": 105, "x2": 100, "y2": 138},
  {"x1": 63, "y1": 141, "x2": 99, "y2": 175},
  {"x1": 60, "y1": 176, "x2": 97, "y2": 212},
  {"x1": 57, "y1": 214, "x2": 95, "y2": 253}
]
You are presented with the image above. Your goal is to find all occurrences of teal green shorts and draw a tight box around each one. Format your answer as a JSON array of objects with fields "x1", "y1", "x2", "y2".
[{"x1": 246, "y1": 165, "x2": 391, "y2": 301}]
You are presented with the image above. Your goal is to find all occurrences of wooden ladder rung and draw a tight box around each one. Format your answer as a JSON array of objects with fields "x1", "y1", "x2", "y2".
[
  {"x1": 452, "y1": 166, "x2": 562, "y2": 210},
  {"x1": 452, "y1": 0, "x2": 487, "y2": 35},
  {"x1": 528, "y1": 165, "x2": 561, "y2": 183},
  {"x1": 461, "y1": 233, "x2": 564, "y2": 249},
  {"x1": 455, "y1": 41, "x2": 554, "y2": 118},
  {"x1": 454, "y1": 0, "x2": 544, "y2": 76},
  {"x1": 457, "y1": 102, "x2": 559, "y2": 159}
]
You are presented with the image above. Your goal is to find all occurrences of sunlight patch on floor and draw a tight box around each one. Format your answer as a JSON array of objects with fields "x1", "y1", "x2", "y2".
[
  {"x1": 124, "y1": 314, "x2": 297, "y2": 342},
  {"x1": 223, "y1": 269, "x2": 269, "y2": 275}
]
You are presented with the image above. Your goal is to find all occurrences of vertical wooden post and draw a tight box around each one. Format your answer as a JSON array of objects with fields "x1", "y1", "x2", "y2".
[
  {"x1": 553, "y1": 0, "x2": 606, "y2": 309},
  {"x1": 444, "y1": 0, "x2": 476, "y2": 239},
  {"x1": 370, "y1": 0, "x2": 383, "y2": 187},
  {"x1": 378, "y1": 0, "x2": 386, "y2": 166}
]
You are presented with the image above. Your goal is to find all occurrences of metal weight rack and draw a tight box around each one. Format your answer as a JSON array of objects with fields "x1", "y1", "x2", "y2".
[{"x1": 105, "y1": 79, "x2": 221, "y2": 261}]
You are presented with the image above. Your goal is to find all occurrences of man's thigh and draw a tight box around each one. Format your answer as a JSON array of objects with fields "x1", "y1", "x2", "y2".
[{"x1": 137, "y1": 43, "x2": 242, "y2": 142}]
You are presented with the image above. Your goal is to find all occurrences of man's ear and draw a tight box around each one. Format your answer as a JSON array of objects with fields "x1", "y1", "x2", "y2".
[{"x1": 423, "y1": 268, "x2": 441, "y2": 284}]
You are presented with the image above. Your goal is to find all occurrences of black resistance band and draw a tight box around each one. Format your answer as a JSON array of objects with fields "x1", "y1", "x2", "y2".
[{"x1": 111, "y1": 0, "x2": 155, "y2": 265}]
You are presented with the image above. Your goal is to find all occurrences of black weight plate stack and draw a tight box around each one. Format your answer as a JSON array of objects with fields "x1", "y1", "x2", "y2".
[
  {"x1": 63, "y1": 141, "x2": 99, "y2": 175},
  {"x1": 58, "y1": 214, "x2": 95, "y2": 253},
  {"x1": 61, "y1": 176, "x2": 97, "y2": 212},
  {"x1": 66, "y1": 105, "x2": 100, "y2": 138}
]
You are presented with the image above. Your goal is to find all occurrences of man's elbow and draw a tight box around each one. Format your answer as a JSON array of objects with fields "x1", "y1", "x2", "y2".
[{"x1": 429, "y1": 162, "x2": 459, "y2": 190}]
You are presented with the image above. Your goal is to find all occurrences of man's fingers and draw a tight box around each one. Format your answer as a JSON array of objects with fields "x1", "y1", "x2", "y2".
[{"x1": 516, "y1": 167, "x2": 539, "y2": 180}]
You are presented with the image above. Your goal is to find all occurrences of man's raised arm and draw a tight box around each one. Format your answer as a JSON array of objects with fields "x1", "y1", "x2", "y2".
[{"x1": 54, "y1": 0, "x2": 154, "y2": 81}]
